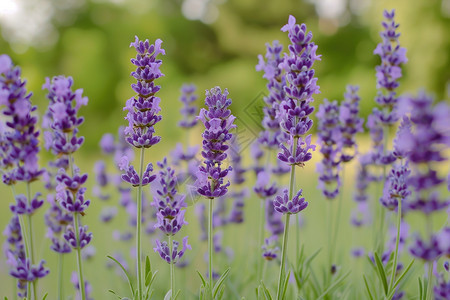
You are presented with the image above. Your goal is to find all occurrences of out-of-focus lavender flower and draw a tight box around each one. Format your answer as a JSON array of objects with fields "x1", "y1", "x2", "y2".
[
  {"x1": 10, "y1": 258, "x2": 49, "y2": 285},
  {"x1": 10, "y1": 193, "x2": 43, "y2": 215},
  {"x1": 81, "y1": 245, "x2": 96, "y2": 261},
  {"x1": 154, "y1": 236, "x2": 192, "y2": 264},
  {"x1": 45, "y1": 195, "x2": 72, "y2": 254},
  {"x1": 64, "y1": 225, "x2": 93, "y2": 249},
  {"x1": 339, "y1": 85, "x2": 363, "y2": 163},
  {"x1": 100, "y1": 206, "x2": 118, "y2": 223},
  {"x1": 170, "y1": 143, "x2": 199, "y2": 166},
  {"x1": 351, "y1": 247, "x2": 365, "y2": 258},
  {"x1": 196, "y1": 87, "x2": 235, "y2": 199},
  {"x1": 367, "y1": 113, "x2": 395, "y2": 165},
  {"x1": 409, "y1": 234, "x2": 442, "y2": 261},
  {"x1": 262, "y1": 235, "x2": 280, "y2": 261},
  {"x1": 316, "y1": 99, "x2": 341, "y2": 199},
  {"x1": 273, "y1": 189, "x2": 308, "y2": 215},
  {"x1": 373, "y1": 9, "x2": 407, "y2": 125},
  {"x1": 227, "y1": 189, "x2": 248, "y2": 224},
  {"x1": 266, "y1": 199, "x2": 284, "y2": 236},
  {"x1": 124, "y1": 37, "x2": 164, "y2": 148},
  {"x1": 392, "y1": 116, "x2": 413, "y2": 160},
  {"x1": 256, "y1": 40, "x2": 288, "y2": 149},
  {"x1": 179, "y1": 84, "x2": 198, "y2": 129},
  {"x1": 250, "y1": 142, "x2": 265, "y2": 175},
  {"x1": 437, "y1": 227, "x2": 449, "y2": 257},
  {"x1": 350, "y1": 202, "x2": 371, "y2": 227},
  {"x1": 0, "y1": 54, "x2": 43, "y2": 184},
  {"x1": 71, "y1": 272, "x2": 94, "y2": 300},
  {"x1": 254, "y1": 171, "x2": 277, "y2": 199},
  {"x1": 380, "y1": 162, "x2": 411, "y2": 211},
  {"x1": 42, "y1": 76, "x2": 88, "y2": 156}
]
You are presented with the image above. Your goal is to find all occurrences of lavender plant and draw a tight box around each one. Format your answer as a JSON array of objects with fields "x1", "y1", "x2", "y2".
[
  {"x1": 1, "y1": 54, "x2": 48, "y2": 299},
  {"x1": 196, "y1": 86, "x2": 235, "y2": 297},
  {"x1": 43, "y1": 75, "x2": 91, "y2": 300}
]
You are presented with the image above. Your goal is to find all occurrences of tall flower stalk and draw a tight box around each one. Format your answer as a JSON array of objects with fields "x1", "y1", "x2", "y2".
[
  {"x1": 1, "y1": 54, "x2": 48, "y2": 299},
  {"x1": 275, "y1": 15, "x2": 320, "y2": 299},
  {"x1": 122, "y1": 36, "x2": 164, "y2": 300},
  {"x1": 196, "y1": 87, "x2": 236, "y2": 294},
  {"x1": 43, "y1": 75, "x2": 90, "y2": 300}
]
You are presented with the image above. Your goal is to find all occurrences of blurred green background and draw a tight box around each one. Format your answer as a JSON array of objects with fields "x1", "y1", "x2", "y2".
[{"x1": 1, "y1": 0, "x2": 449, "y2": 299}]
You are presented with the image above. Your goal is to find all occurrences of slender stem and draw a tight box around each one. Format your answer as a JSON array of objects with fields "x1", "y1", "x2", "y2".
[
  {"x1": 73, "y1": 213, "x2": 86, "y2": 300},
  {"x1": 208, "y1": 198, "x2": 214, "y2": 294},
  {"x1": 257, "y1": 150, "x2": 272, "y2": 283},
  {"x1": 58, "y1": 253, "x2": 64, "y2": 300},
  {"x1": 136, "y1": 148, "x2": 145, "y2": 300},
  {"x1": 331, "y1": 165, "x2": 345, "y2": 264},
  {"x1": 426, "y1": 262, "x2": 433, "y2": 300},
  {"x1": 377, "y1": 125, "x2": 389, "y2": 253},
  {"x1": 388, "y1": 196, "x2": 402, "y2": 294},
  {"x1": 276, "y1": 137, "x2": 298, "y2": 300},
  {"x1": 169, "y1": 235, "x2": 175, "y2": 299},
  {"x1": 276, "y1": 214, "x2": 291, "y2": 300},
  {"x1": 326, "y1": 198, "x2": 333, "y2": 284},
  {"x1": 261, "y1": 260, "x2": 267, "y2": 282},
  {"x1": 26, "y1": 183, "x2": 37, "y2": 300}
]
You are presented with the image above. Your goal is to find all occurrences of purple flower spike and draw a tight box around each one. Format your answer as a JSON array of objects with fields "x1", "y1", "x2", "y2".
[
  {"x1": 373, "y1": 9, "x2": 407, "y2": 125},
  {"x1": 154, "y1": 210, "x2": 188, "y2": 236},
  {"x1": 10, "y1": 258, "x2": 49, "y2": 282},
  {"x1": 409, "y1": 234, "x2": 442, "y2": 261},
  {"x1": 273, "y1": 189, "x2": 308, "y2": 215},
  {"x1": 179, "y1": 84, "x2": 199, "y2": 128},
  {"x1": 196, "y1": 87, "x2": 236, "y2": 200},
  {"x1": 154, "y1": 236, "x2": 192, "y2": 264},
  {"x1": 380, "y1": 162, "x2": 411, "y2": 211},
  {"x1": 339, "y1": 85, "x2": 364, "y2": 162},
  {"x1": 10, "y1": 193, "x2": 43, "y2": 215},
  {"x1": 254, "y1": 170, "x2": 277, "y2": 199},
  {"x1": 64, "y1": 225, "x2": 92, "y2": 249},
  {"x1": 124, "y1": 36, "x2": 165, "y2": 148},
  {"x1": 0, "y1": 55, "x2": 43, "y2": 184},
  {"x1": 278, "y1": 135, "x2": 316, "y2": 166}
]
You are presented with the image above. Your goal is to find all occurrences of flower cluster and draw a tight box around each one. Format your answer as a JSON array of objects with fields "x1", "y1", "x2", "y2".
[
  {"x1": 0, "y1": 55, "x2": 43, "y2": 184},
  {"x1": 256, "y1": 40, "x2": 288, "y2": 149},
  {"x1": 196, "y1": 87, "x2": 236, "y2": 199},
  {"x1": 273, "y1": 189, "x2": 308, "y2": 215},
  {"x1": 339, "y1": 85, "x2": 364, "y2": 163},
  {"x1": 44, "y1": 195, "x2": 73, "y2": 253},
  {"x1": 380, "y1": 162, "x2": 411, "y2": 210},
  {"x1": 124, "y1": 36, "x2": 164, "y2": 148},
  {"x1": 400, "y1": 92, "x2": 450, "y2": 261},
  {"x1": 153, "y1": 158, "x2": 190, "y2": 264},
  {"x1": 373, "y1": 9, "x2": 408, "y2": 125},
  {"x1": 179, "y1": 83, "x2": 198, "y2": 129},
  {"x1": 316, "y1": 99, "x2": 341, "y2": 199}
]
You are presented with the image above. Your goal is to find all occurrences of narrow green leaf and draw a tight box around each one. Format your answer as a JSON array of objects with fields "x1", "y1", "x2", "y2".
[
  {"x1": 173, "y1": 289, "x2": 181, "y2": 300},
  {"x1": 213, "y1": 268, "x2": 231, "y2": 298},
  {"x1": 107, "y1": 255, "x2": 135, "y2": 296},
  {"x1": 41, "y1": 293, "x2": 48, "y2": 300},
  {"x1": 281, "y1": 270, "x2": 291, "y2": 300},
  {"x1": 197, "y1": 270, "x2": 207, "y2": 286},
  {"x1": 387, "y1": 259, "x2": 415, "y2": 299},
  {"x1": 418, "y1": 277, "x2": 423, "y2": 300},
  {"x1": 108, "y1": 290, "x2": 122, "y2": 299},
  {"x1": 164, "y1": 289, "x2": 172, "y2": 300},
  {"x1": 374, "y1": 252, "x2": 389, "y2": 295},
  {"x1": 145, "y1": 256, "x2": 151, "y2": 278},
  {"x1": 316, "y1": 271, "x2": 351, "y2": 300},
  {"x1": 363, "y1": 275, "x2": 375, "y2": 300},
  {"x1": 260, "y1": 281, "x2": 273, "y2": 300},
  {"x1": 305, "y1": 248, "x2": 322, "y2": 267}
]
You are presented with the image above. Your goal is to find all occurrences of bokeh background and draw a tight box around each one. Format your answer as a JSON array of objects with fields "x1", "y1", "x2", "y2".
[{"x1": 1, "y1": 0, "x2": 449, "y2": 299}]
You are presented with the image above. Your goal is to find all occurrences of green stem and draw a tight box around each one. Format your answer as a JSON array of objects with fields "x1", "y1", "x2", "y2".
[
  {"x1": 208, "y1": 198, "x2": 214, "y2": 295},
  {"x1": 58, "y1": 253, "x2": 64, "y2": 300},
  {"x1": 426, "y1": 262, "x2": 433, "y2": 300},
  {"x1": 26, "y1": 183, "x2": 37, "y2": 299},
  {"x1": 169, "y1": 235, "x2": 175, "y2": 299},
  {"x1": 74, "y1": 213, "x2": 86, "y2": 300},
  {"x1": 388, "y1": 196, "x2": 402, "y2": 295},
  {"x1": 276, "y1": 214, "x2": 291, "y2": 300},
  {"x1": 276, "y1": 137, "x2": 298, "y2": 300},
  {"x1": 136, "y1": 148, "x2": 145, "y2": 300},
  {"x1": 331, "y1": 165, "x2": 345, "y2": 265}
]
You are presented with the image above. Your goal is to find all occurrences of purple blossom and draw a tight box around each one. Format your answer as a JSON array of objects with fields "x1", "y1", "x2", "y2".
[
  {"x1": 0, "y1": 54, "x2": 43, "y2": 184},
  {"x1": 380, "y1": 162, "x2": 411, "y2": 211},
  {"x1": 409, "y1": 234, "x2": 442, "y2": 261},
  {"x1": 64, "y1": 225, "x2": 93, "y2": 249},
  {"x1": 262, "y1": 235, "x2": 279, "y2": 261},
  {"x1": 154, "y1": 236, "x2": 192, "y2": 264},
  {"x1": 10, "y1": 193, "x2": 43, "y2": 215},
  {"x1": 278, "y1": 135, "x2": 316, "y2": 166},
  {"x1": 254, "y1": 170, "x2": 277, "y2": 199},
  {"x1": 339, "y1": 85, "x2": 363, "y2": 162},
  {"x1": 266, "y1": 199, "x2": 284, "y2": 235},
  {"x1": 10, "y1": 258, "x2": 49, "y2": 283},
  {"x1": 373, "y1": 9, "x2": 407, "y2": 125},
  {"x1": 316, "y1": 99, "x2": 341, "y2": 199},
  {"x1": 170, "y1": 143, "x2": 199, "y2": 165},
  {"x1": 196, "y1": 87, "x2": 236, "y2": 199},
  {"x1": 124, "y1": 37, "x2": 164, "y2": 148},
  {"x1": 273, "y1": 189, "x2": 308, "y2": 215},
  {"x1": 392, "y1": 116, "x2": 413, "y2": 159},
  {"x1": 71, "y1": 272, "x2": 94, "y2": 300},
  {"x1": 179, "y1": 84, "x2": 199, "y2": 128},
  {"x1": 56, "y1": 169, "x2": 90, "y2": 213},
  {"x1": 120, "y1": 156, "x2": 156, "y2": 187}
]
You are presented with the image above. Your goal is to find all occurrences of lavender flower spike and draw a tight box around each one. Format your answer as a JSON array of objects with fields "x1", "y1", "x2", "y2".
[
  {"x1": 154, "y1": 236, "x2": 192, "y2": 264},
  {"x1": 124, "y1": 36, "x2": 165, "y2": 148},
  {"x1": 179, "y1": 84, "x2": 198, "y2": 128},
  {"x1": 273, "y1": 189, "x2": 308, "y2": 215},
  {"x1": 196, "y1": 87, "x2": 236, "y2": 199}
]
